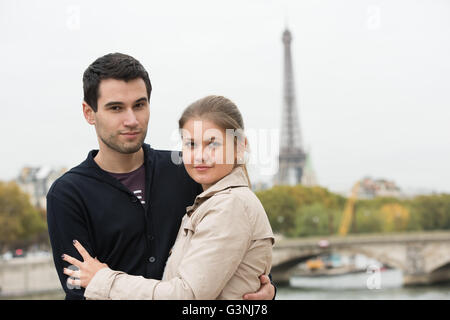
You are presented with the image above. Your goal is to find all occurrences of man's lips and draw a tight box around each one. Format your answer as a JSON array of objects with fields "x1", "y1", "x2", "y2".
[{"x1": 120, "y1": 131, "x2": 141, "y2": 139}]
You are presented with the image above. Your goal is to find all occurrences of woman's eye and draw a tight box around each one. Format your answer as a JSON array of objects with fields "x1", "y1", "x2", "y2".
[
  {"x1": 184, "y1": 142, "x2": 196, "y2": 148},
  {"x1": 209, "y1": 141, "x2": 221, "y2": 148}
]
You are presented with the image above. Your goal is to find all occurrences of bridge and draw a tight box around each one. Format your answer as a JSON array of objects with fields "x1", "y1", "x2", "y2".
[{"x1": 271, "y1": 231, "x2": 450, "y2": 286}]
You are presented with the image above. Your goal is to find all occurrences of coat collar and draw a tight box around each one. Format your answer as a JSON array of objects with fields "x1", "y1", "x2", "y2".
[{"x1": 186, "y1": 166, "x2": 249, "y2": 215}]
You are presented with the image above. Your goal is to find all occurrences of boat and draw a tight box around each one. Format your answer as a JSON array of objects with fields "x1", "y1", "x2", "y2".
[{"x1": 289, "y1": 253, "x2": 400, "y2": 289}]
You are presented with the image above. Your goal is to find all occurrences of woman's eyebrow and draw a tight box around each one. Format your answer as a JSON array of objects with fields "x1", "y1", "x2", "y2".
[
  {"x1": 182, "y1": 136, "x2": 223, "y2": 142},
  {"x1": 204, "y1": 136, "x2": 216, "y2": 143},
  {"x1": 205, "y1": 136, "x2": 225, "y2": 144}
]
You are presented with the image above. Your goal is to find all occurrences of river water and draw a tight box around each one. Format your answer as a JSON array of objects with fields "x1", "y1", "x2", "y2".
[
  {"x1": 276, "y1": 269, "x2": 450, "y2": 300},
  {"x1": 4, "y1": 269, "x2": 450, "y2": 300}
]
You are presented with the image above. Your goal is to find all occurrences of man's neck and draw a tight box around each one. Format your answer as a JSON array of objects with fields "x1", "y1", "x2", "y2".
[{"x1": 94, "y1": 145, "x2": 145, "y2": 174}]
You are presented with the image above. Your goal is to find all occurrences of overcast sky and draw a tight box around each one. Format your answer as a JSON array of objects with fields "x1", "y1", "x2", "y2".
[{"x1": 1, "y1": 0, "x2": 449, "y2": 194}]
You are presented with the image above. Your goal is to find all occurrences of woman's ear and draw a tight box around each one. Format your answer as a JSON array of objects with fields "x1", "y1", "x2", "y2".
[
  {"x1": 82, "y1": 102, "x2": 95, "y2": 125},
  {"x1": 236, "y1": 137, "x2": 247, "y2": 165}
]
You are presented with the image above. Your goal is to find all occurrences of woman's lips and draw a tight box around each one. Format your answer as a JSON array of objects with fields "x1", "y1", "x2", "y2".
[{"x1": 194, "y1": 166, "x2": 211, "y2": 172}]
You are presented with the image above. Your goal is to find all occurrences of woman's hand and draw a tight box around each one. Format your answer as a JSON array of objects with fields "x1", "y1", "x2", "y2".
[{"x1": 62, "y1": 240, "x2": 108, "y2": 288}]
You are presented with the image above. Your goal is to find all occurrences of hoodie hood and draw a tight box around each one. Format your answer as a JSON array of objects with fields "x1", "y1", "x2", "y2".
[{"x1": 67, "y1": 143, "x2": 154, "y2": 196}]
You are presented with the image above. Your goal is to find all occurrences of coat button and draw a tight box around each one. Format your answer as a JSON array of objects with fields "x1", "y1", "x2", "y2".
[
  {"x1": 147, "y1": 235, "x2": 154, "y2": 241},
  {"x1": 131, "y1": 196, "x2": 138, "y2": 203},
  {"x1": 149, "y1": 256, "x2": 156, "y2": 263}
]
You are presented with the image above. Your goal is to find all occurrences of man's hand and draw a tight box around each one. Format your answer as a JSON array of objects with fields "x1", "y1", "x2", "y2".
[{"x1": 243, "y1": 275, "x2": 275, "y2": 300}]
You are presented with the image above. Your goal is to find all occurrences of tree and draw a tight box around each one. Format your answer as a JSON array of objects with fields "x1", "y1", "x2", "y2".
[
  {"x1": 256, "y1": 184, "x2": 346, "y2": 237},
  {"x1": 257, "y1": 184, "x2": 450, "y2": 237},
  {"x1": 0, "y1": 181, "x2": 47, "y2": 251},
  {"x1": 410, "y1": 194, "x2": 450, "y2": 231},
  {"x1": 294, "y1": 203, "x2": 342, "y2": 237},
  {"x1": 379, "y1": 203, "x2": 410, "y2": 232},
  {"x1": 353, "y1": 198, "x2": 406, "y2": 234},
  {"x1": 256, "y1": 186, "x2": 298, "y2": 235},
  {"x1": 354, "y1": 206, "x2": 383, "y2": 234}
]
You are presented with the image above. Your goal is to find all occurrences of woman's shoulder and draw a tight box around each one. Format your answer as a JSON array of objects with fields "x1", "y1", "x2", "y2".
[
  {"x1": 201, "y1": 186, "x2": 268, "y2": 222},
  {"x1": 192, "y1": 186, "x2": 274, "y2": 242},
  {"x1": 209, "y1": 186, "x2": 260, "y2": 207},
  {"x1": 230, "y1": 186, "x2": 266, "y2": 212},
  {"x1": 228, "y1": 187, "x2": 274, "y2": 242}
]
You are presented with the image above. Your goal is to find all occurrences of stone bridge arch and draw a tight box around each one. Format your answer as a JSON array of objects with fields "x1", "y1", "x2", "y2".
[{"x1": 271, "y1": 232, "x2": 450, "y2": 286}]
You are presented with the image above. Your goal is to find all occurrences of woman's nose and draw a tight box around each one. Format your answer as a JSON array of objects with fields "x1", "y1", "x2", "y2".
[{"x1": 193, "y1": 146, "x2": 204, "y2": 163}]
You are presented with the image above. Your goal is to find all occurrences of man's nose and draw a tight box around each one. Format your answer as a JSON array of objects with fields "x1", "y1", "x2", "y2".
[{"x1": 123, "y1": 108, "x2": 138, "y2": 127}]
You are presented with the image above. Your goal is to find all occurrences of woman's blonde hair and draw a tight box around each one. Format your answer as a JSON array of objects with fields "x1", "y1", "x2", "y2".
[{"x1": 178, "y1": 95, "x2": 251, "y2": 188}]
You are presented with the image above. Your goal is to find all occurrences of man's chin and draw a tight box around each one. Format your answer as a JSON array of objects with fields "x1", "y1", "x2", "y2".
[
  {"x1": 119, "y1": 142, "x2": 144, "y2": 154},
  {"x1": 102, "y1": 137, "x2": 145, "y2": 155}
]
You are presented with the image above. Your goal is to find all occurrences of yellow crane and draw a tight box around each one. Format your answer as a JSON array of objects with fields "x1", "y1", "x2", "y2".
[{"x1": 338, "y1": 181, "x2": 360, "y2": 236}]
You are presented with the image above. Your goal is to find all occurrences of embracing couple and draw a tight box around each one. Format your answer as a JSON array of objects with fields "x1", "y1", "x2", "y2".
[{"x1": 47, "y1": 53, "x2": 275, "y2": 300}]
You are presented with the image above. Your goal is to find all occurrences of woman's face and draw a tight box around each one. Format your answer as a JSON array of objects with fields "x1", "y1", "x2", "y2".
[{"x1": 181, "y1": 118, "x2": 237, "y2": 190}]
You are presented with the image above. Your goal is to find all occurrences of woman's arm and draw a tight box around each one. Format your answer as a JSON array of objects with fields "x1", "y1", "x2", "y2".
[{"x1": 63, "y1": 194, "x2": 266, "y2": 300}]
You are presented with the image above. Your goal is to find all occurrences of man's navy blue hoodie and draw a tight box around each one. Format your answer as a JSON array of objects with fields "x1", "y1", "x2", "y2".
[{"x1": 46, "y1": 143, "x2": 202, "y2": 300}]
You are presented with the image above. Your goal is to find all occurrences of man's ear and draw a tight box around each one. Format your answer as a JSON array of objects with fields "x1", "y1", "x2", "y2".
[{"x1": 82, "y1": 102, "x2": 96, "y2": 125}]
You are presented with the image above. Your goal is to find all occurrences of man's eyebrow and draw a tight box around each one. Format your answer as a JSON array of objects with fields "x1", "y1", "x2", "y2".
[
  {"x1": 104, "y1": 101, "x2": 124, "y2": 107},
  {"x1": 134, "y1": 97, "x2": 148, "y2": 104},
  {"x1": 103, "y1": 98, "x2": 147, "y2": 108}
]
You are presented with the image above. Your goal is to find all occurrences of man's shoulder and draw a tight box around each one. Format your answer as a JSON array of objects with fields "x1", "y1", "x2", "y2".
[
  {"x1": 147, "y1": 147, "x2": 181, "y2": 166},
  {"x1": 47, "y1": 162, "x2": 97, "y2": 198},
  {"x1": 147, "y1": 147, "x2": 186, "y2": 175},
  {"x1": 147, "y1": 146, "x2": 201, "y2": 193}
]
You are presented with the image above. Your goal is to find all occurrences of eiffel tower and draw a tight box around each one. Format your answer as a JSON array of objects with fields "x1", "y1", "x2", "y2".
[{"x1": 275, "y1": 28, "x2": 307, "y2": 186}]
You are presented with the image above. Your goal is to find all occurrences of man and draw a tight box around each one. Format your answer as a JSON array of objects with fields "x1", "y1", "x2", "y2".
[{"x1": 47, "y1": 53, "x2": 275, "y2": 300}]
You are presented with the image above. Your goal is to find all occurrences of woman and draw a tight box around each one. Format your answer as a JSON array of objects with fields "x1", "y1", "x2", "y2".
[{"x1": 62, "y1": 95, "x2": 274, "y2": 299}]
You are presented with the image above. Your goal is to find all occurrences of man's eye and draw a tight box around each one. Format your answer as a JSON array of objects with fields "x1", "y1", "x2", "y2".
[
  {"x1": 110, "y1": 106, "x2": 121, "y2": 111},
  {"x1": 135, "y1": 103, "x2": 145, "y2": 108}
]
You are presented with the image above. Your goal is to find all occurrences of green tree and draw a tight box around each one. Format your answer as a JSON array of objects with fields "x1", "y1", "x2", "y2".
[
  {"x1": 256, "y1": 186, "x2": 298, "y2": 235},
  {"x1": 258, "y1": 184, "x2": 450, "y2": 237},
  {"x1": 288, "y1": 185, "x2": 346, "y2": 210},
  {"x1": 0, "y1": 181, "x2": 47, "y2": 251},
  {"x1": 293, "y1": 203, "x2": 342, "y2": 237},
  {"x1": 353, "y1": 198, "x2": 404, "y2": 234},
  {"x1": 354, "y1": 206, "x2": 383, "y2": 234},
  {"x1": 410, "y1": 194, "x2": 450, "y2": 230},
  {"x1": 256, "y1": 184, "x2": 346, "y2": 237}
]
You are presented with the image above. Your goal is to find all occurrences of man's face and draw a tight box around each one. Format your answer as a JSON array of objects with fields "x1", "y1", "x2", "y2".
[{"x1": 87, "y1": 78, "x2": 150, "y2": 154}]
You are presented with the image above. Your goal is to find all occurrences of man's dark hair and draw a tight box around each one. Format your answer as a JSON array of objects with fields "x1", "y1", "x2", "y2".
[{"x1": 83, "y1": 53, "x2": 152, "y2": 112}]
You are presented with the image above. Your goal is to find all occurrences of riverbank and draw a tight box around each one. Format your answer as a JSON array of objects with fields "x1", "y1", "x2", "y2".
[
  {"x1": 1, "y1": 289, "x2": 64, "y2": 300},
  {"x1": 277, "y1": 282, "x2": 450, "y2": 300}
]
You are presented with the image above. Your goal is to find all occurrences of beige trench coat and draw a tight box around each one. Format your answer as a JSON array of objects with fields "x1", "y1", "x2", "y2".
[{"x1": 84, "y1": 166, "x2": 274, "y2": 300}]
